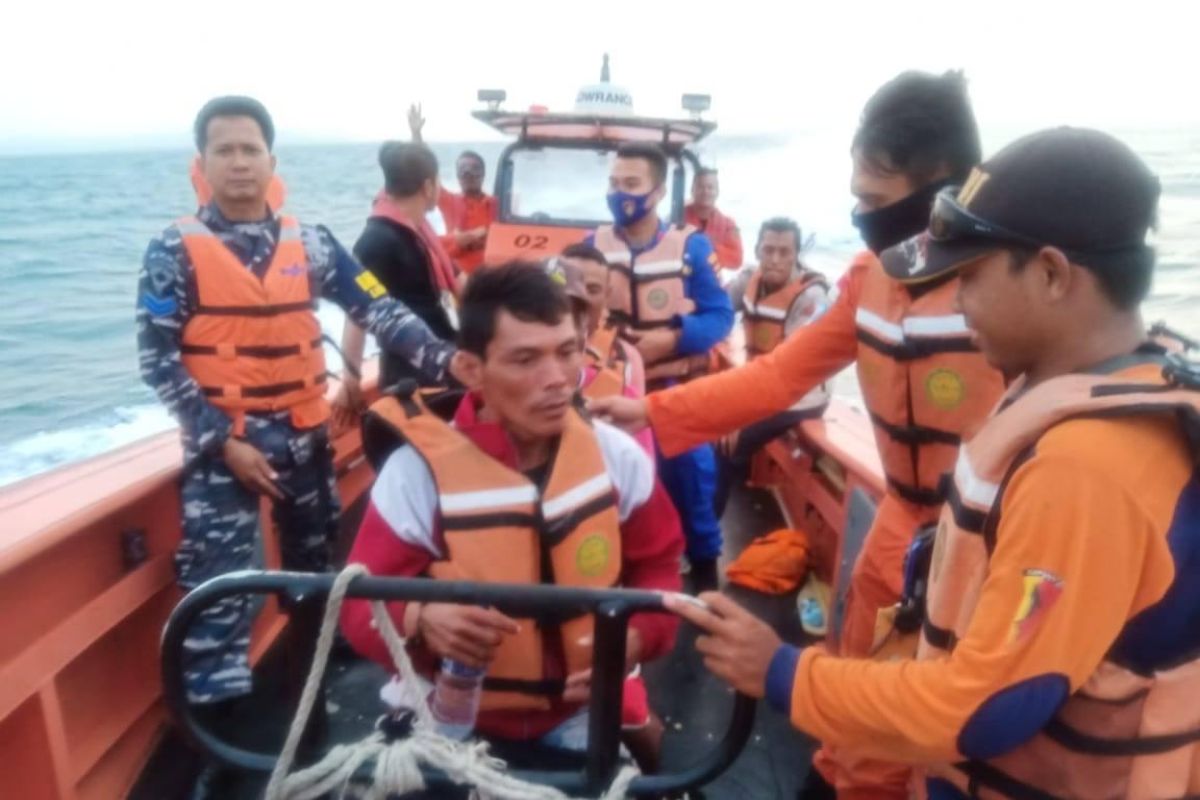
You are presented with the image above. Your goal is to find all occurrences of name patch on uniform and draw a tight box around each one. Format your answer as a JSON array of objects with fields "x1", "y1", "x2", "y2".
[
  {"x1": 576, "y1": 534, "x2": 611, "y2": 577},
  {"x1": 925, "y1": 368, "x2": 966, "y2": 410},
  {"x1": 1010, "y1": 569, "x2": 1064, "y2": 644},
  {"x1": 355, "y1": 269, "x2": 387, "y2": 299}
]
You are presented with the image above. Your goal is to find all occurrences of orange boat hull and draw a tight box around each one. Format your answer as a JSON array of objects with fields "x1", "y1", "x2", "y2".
[{"x1": 0, "y1": 352, "x2": 882, "y2": 798}]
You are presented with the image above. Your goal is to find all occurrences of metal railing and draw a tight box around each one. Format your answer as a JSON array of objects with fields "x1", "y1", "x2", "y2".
[{"x1": 161, "y1": 571, "x2": 755, "y2": 797}]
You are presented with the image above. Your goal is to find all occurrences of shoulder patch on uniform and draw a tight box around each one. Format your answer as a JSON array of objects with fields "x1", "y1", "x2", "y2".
[
  {"x1": 141, "y1": 292, "x2": 177, "y2": 317},
  {"x1": 1010, "y1": 569, "x2": 1064, "y2": 644},
  {"x1": 355, "y1": 269, "x2": 387, "y2": 299}
]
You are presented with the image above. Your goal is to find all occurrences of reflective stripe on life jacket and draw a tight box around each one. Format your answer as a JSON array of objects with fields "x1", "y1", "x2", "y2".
[
  {"x1": 178, "y1": 215, "x2": 328, "y2": 434},
  {"x1": 920, "y1": 355, "x2": 1200, "y2": 798},
  {"x1": 854, "y1": 256, "x2": 1006, "y2": 508},
  {"x1": 742, "y1": 269, "x2": 828, "y2": 356},
  {"x1": 362, "y1": 391, "x2": 623, "y2": 712}
]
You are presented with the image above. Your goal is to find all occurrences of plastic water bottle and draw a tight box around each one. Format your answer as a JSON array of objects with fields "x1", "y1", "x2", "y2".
[{"x1": 429, "y1": 659, "x2": 485, "y2": 740}]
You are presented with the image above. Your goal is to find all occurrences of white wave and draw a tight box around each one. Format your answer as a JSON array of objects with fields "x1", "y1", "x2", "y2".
[{"x1": 0, "y1": 404, "x2": 177, "y2": 488}]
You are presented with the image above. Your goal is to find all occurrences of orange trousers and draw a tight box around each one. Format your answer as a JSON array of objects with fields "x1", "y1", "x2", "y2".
[{"x1": 812, "y1": 492, "x2": 932, "y2": 800}]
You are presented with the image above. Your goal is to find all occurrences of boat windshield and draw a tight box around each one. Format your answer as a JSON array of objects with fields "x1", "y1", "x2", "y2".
[{"x1": 508, "y1": 147, "x2": 613, "y2": 225}]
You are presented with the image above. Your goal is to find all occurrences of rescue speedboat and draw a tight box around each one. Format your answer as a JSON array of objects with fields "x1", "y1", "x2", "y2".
[{"x1": 0, "y1": 59, "x2": 885, "y2": 799}]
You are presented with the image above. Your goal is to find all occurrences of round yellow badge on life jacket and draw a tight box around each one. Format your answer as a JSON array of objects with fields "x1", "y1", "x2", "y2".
[
  {"x1": 576, "y1": 534, "x2": 611, "y2": 577},
  {"x1": 925, "y1": 368, "x2": 966, "y2": 410},
  {"x1": 646, "y1": 287, "x2": 671, "y2": 311}
]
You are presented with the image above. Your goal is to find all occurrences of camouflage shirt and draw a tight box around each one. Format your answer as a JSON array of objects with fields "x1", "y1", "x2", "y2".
[{"x1": 136, "y1": 203, "x2": 453, "y2": 458}]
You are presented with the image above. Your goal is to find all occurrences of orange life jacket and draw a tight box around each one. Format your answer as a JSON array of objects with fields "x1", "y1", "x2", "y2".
[
  {"x1": 921, "y1": 356, "x2": 1200, "y2": 799},
  {"x1": 853, "y1": 257, "x2": 1006, "y2": 510},
  {"x1": 190, "y1": 156, "x2": 286, "y2": 211},
  {"x1": 594, "y1": 224, "x2": 709, "y2": 388},
  {"x1": 582, "y1": 326, "x2": 629, "y2": 400},
  {"x1": 742, "y1": 269, "x2": 828, "y2": 357},
  {"x1": 371, "y1": 192, "x2": 460, "y2": 314},
  {"x1": 363, "y1": 391, "x2": 623, "y2": 712},
  {"x1": 178, "y1": 215, "x2": 328, "y2": 435}
]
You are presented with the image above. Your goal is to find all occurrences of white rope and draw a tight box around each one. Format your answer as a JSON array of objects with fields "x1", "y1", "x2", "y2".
[{"x1": 263, "y1": 564, "x2": 640, "y2": 800}]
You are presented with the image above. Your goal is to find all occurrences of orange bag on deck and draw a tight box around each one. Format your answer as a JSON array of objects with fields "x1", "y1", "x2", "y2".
[{"x1": 725, "y1": 527, "x2": 810, "y2": 594}]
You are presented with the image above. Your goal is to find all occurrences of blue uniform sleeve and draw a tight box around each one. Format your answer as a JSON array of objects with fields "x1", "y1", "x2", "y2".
[
  {"x1": 677, "y1": 232, "x2": 734, "y2": 354},
  {"x1": 136, "y1": 233, "x2": 232, "y2": 457},
  {"x1": 310, "y1": 225, "x2": 455, "y2": 385}
]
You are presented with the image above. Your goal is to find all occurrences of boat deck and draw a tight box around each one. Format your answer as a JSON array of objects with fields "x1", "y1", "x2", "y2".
[{"x1": 133, "y1": 482, "x2": 819, "y2": 799}]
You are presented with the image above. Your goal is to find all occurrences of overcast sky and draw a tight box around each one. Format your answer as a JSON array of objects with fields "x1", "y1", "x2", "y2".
[{"x1": 2, "y1": 0, "x2": 1194, "y2": 153}]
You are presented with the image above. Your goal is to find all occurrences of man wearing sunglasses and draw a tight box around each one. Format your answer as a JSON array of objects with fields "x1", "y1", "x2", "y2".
[
  {"x1": 589, "y1": 71, "x2": 1006, "y2": 799},
  {"x1": 666, "y1": 126, "x2": 1200, "y2": 800},
  {"x1": 410, "y1": 104, "x2": 497, "y2": 273}
]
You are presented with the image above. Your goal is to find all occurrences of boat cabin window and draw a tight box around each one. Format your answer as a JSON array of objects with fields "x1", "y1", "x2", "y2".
[{"x1": 508, "y1": 148, "x2": 612, "y2": 225}]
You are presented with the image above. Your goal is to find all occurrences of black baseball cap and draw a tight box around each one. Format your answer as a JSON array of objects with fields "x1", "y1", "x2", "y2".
[{"x1": 882, "y1": 127, "x2": 1160, "y2": 283}]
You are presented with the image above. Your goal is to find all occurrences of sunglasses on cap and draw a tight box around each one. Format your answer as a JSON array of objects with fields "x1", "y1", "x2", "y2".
[{"x1": 929, "y1": 187, "x2": 1046, "y2": 250}]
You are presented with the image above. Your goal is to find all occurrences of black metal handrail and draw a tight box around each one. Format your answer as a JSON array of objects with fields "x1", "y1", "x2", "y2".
[{"x1": 161, "y1": 571, "x2": 755, "y2": 797}]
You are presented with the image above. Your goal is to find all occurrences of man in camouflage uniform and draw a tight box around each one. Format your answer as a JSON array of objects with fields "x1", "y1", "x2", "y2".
[{"x1": 137, "y1": 96, "x2": 455, "y2": 706}]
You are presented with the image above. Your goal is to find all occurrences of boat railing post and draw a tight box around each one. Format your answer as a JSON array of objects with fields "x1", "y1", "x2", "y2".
[{"x1": 582, "y1": 600, "x2": 629, "y2": 795}]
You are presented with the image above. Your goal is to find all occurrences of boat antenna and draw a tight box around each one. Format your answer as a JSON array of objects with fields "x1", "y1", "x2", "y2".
[{"x1": 601, "y1": 53, "x2": 610, "y2": 83}]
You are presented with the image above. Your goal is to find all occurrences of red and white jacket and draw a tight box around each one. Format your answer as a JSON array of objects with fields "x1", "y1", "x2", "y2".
[{"x1": 341, "y1": 394, "x2": 684, "y2": 740}]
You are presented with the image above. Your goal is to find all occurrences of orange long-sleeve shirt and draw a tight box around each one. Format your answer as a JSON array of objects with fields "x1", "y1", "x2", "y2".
[
  {"x1": 646, "y1": 254, "x2": 872, "y2": 456},
  {"x1": 768, "y1": 412, "x2": 1188, "y2": 764},
  {"x1": 438, "y1": 189, "x2": 497, "y2": 273},
  {"x1": 685, "y1": 204, "x2": 743, "y2": 270}
]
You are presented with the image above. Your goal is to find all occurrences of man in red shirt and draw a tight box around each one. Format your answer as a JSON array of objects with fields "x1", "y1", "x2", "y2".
[
  {"x1": 340, "y1": 263, "x2": 683, "y2": 766},
  {"x1": 685, "y1": 167, "x2": 743, "y2": 272},
  {"x1": 410, "y1": 104, "x2": 497, "y2": 273}
]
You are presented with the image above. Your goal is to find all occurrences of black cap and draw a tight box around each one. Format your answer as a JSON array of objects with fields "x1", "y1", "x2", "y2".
[{"x1": 883, "y1": 127, "x2": 1160, "y2": 283}]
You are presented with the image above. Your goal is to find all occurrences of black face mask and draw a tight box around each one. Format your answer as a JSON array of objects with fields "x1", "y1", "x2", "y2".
[{"x1": 850, "y1": 178, "x2": 954, "y2": 254}]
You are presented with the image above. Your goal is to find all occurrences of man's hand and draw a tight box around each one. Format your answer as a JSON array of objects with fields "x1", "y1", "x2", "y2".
[
  {"x1": 222, "y1": 437, "x2": 284, "y2": 500},
  {"x1": 563, "y1": 628, "x2": 643, "y2": 704},
  {"x1": 627, "y1": 328, "x2": 680, "y2": 365},
  {"x1": 585, "y1": 395, "x2": 650, "y2": 434},
  {"x1": 331, "y1": 375, "x2": 365, "y2": 431},
  {"x1": 417, "y1": 603, "x2": 521, "y2": 670},
  {"x1": 407, "y1": 103, "x2": 425, "y2": 141},
  {"x1": 452, "y1": 228, "x2": 487, "y2": 250},
  {"x1": 664, "y1": 592, "x2": 782, "y2": 698}
]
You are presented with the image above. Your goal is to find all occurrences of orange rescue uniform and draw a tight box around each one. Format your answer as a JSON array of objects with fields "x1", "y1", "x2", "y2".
[
  {"x1": 685, "y1": 204, "x2": 743, "y2": 271},
  {"x1": 774, "y1": 355, "x2": 1200, "y2": 799},
  {"x1": 646, "y1": 250, "x2": 1005, "y2": 797},
  {"x1": 438, "y1": 189, "x2": 498, "y2": 274}
]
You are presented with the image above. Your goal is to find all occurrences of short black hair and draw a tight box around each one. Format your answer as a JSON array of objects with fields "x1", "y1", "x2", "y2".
[
  {"x1": 853, "y1": 70, "x2": 981, "y2": 185},
  {"x1": 379, "y1": 141, "x2": 440, "y2": 197},
  {"x1": 616, "y1": 142, "x2": 668, "y2": 186},
  {"x1": 459, "y1": 262, "x2": 572, "y2": 356},
  {"x1": 194, "y1": 96, "x2": 275, "y2": 152},
  {"x1": 756, "y1": 217, "x2": 804, "y2": 252},
  {"x1": 457, "y1": 150, "x2": 486, "y2": 170},
  {"x1": 1009, "y1": 247, "x2": 1154, "y2": 311},
  {"x1": 560, "y1": 242, "x2": 607, "y2": 265}
]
